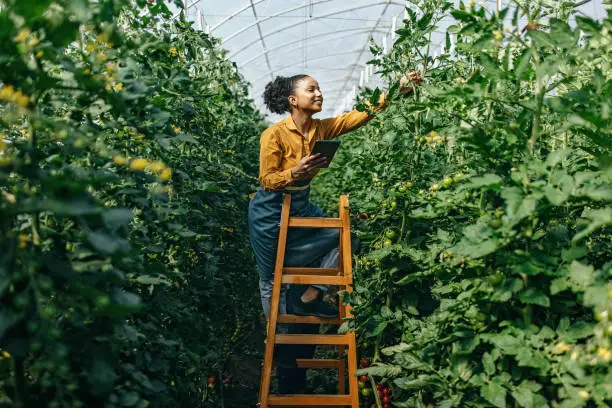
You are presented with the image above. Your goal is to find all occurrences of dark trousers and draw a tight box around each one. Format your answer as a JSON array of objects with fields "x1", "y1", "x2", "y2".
[{"x1": 276, "y1": 285, "x2": 320, "y2": 394}]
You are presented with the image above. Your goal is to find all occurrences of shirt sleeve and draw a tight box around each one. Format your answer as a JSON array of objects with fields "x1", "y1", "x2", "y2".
[
  {"x1": 259, "y1": 129, "x2": 294, "y2": 191},
  {"x1": 321, "y1": 92, "x2": 387, "y2": 140}
]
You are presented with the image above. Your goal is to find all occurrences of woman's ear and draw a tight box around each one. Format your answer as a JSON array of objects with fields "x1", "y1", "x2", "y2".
[{"x1": 288, "y1": 94, "x2": 297, "y2": 110}]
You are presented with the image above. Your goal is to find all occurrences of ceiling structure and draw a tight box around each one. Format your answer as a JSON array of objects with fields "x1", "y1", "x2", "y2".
[{"x1": 176, "y1": 0, "x2": 605, "y2": 122}]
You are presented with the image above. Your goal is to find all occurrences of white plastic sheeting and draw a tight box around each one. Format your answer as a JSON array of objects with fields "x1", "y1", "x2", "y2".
[{"x1": 177, "y1": 0, "x2": 607, "y2": 122}]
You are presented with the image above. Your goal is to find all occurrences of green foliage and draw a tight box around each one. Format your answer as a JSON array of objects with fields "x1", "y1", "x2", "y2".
[
  {"x1": 0, "y1": 0, "x2": 263, "y2": 406},
  {"x1": 313, "y1": 1, "x2": 611, "y2": 406}
]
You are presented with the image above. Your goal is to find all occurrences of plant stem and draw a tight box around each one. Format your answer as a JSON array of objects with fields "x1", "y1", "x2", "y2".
[{"x1": 13, "y1": 357, "x2": 26, "y2": 408}]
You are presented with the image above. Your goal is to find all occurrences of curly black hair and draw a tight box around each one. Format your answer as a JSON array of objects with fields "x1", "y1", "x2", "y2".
[{"x1": 262, "y1": 74, "x2": 309, "y2": 114}]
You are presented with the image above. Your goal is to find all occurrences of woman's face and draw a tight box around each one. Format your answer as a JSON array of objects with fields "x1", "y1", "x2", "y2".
[{"x1": 289, "y1": 76, "x2": 323, "y2": 114}]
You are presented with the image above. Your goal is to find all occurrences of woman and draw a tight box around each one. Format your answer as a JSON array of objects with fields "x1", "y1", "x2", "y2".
[
  {"x1": 249, "y1": 73, "x2": 419, "y2": 323},
  {"x1": 248, "y1": 73, "x2": 419, "y2": 393}
]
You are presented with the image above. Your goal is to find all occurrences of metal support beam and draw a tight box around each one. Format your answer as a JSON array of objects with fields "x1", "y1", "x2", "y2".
[
  {"x1": 249, "y1": 0, "x2": 275, "y2": 82},
  {"x1": 248, "y1": 50, "x2": 366, "y2": 87},
  {"x1": 228, "y1": 1, "x2": 406, "y2": 59},
  {"x1": 333, "y1": 0, "x2": 393, "y2": 111},
  {"x1": 223, "y1": 0, "x2": 332, "y2": 43},
  {"x1": 238, "y1": 27, "x2": 391, "y2": 68}
]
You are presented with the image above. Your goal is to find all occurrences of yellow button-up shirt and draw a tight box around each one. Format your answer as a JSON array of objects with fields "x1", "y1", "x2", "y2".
[{"x1": 259, "y1": 108, "x2": 379, "y2": 191}]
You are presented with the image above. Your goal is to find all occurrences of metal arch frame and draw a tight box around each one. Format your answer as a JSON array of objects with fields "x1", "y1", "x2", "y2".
[
  {"x1": 247, "y1": 50, "x2": 366, "y2": 87},
  {"x1": 228, "y1": 0, "x2": 406, "y2": 59},
  {"x1": 333, "y1": 0, "x2": 395, "y2": 110},
  {"x1": 238, "y1": 26, "x2": 391, "y2": 68},
  {"x1": 210, "y1": 0, "x2": 266, "y2": 32},
  {"x1": 223, "y1": 0, "x2": 334, "y2": 43},
  {"x1": 251, "y1": 78, "x2": 364, "y2": 100},
  {"x1": 247, "y1": 65, "x2": 366, "y2": 91},
  {"x1": 249, "y1": 0, "x2": 275, "y2": 82}
]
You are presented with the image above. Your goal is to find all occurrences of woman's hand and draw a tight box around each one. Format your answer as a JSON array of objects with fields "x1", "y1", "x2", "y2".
[
  {"x1": 399, "y1": 71, "x2": 423, "y2": 95},
  {"x1": 291, "y1": 153, "x2": 329, "y2": 180}
]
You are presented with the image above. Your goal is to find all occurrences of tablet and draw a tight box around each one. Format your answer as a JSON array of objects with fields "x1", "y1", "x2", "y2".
[{"x1": 311, "y1": 140, "x2": 340, "y2": 168}]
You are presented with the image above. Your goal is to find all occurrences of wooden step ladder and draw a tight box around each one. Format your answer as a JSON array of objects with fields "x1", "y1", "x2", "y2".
[{"x1": 258, "y1": 194, "x2": 359, "y2": 407}]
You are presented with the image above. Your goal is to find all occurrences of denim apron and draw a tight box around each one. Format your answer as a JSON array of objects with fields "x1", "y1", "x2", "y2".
[{"x1": 248, "y1": 179, "x2": 339, "y2": 282}]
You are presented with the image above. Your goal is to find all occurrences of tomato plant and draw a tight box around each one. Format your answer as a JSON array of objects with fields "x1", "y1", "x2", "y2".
[
  {"x1": 314, "y1": 0, "x2": 611, "y2": 407},
  {"x1": 0, "y1": 0, "x2": 263, "y2": 406}
]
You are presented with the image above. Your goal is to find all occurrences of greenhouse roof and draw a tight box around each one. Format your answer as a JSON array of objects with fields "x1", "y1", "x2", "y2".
[{"x1": 178, "y1": 0, "x2": 606, "y2": 122}]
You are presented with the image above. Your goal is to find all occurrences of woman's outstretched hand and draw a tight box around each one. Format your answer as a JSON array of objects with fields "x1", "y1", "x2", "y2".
[
  {"x1": 399, "y1": 71, "x2": 423, "y2": 95},
  {"x1": 291, "y1": 153, "x2": 329, "y2": 180}
]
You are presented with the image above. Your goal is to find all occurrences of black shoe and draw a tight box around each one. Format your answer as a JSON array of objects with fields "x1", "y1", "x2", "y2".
[{"x1": 290, "y1": 296, "x2": 339, "y2": 318}]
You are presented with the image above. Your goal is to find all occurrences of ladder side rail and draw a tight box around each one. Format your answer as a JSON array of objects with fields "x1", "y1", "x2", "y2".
[
  {"x1": 258, "y1": 193, "x2": 292, "y2": 407},
  {"x1": 340, "y1": 195, "x2": 359, "y2": 407}
]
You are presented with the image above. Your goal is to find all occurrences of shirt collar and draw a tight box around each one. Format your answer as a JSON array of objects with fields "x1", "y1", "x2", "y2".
[
  {"x1": 284, "y1": 116, "x2": 317, "y2": 140},
  {"x1": 285, "y1": 115, "x2": 297, "y2": 131}
]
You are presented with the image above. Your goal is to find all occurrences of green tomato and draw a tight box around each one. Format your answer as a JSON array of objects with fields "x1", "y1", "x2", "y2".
[
  {"x1": 385, "y1": 230, "x2": 397, "y2": 240},
  {"x1": 96, "y1": 295, "x2": 110, "y2": 308},
  {"x1": 489, "y1": 219, "x2": 502, "y2": 229},
  {"x1": 390, "y1": 201, "x2": 397, "y2": 210},
  {"x1": 361, "y1": 387, "x2": 372, "y2": 397},
  {"x1": 13, "y1": 294, "x2": 29, "y2": 309},
  {"x1": 488, "y1": 273, "x2": 503, "y2": 285},
  {"x1": 27, "y1": 321, "x2": 39, "y2": 333},
  {"x1": 595, "y1": 310, "x2": 608, "y2": 322},
  {"x1": 442, "y1": 177, "x2": 453, "y2": 188},
  {"x1": 383, "y1": 239, "x2": 393, "y2": 247},
  {"x1": 358, "y1": 381, "x2": 366, "y2": 389}
]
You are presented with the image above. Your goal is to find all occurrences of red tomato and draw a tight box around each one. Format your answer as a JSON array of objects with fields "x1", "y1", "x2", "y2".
[
  {"x1": 360, "y1": 358, "x2": 370, "y2": 368},
  {"x1": 383, "y1": 396, "x2": 391, "y2": 404},
  {"x1": 359, "y1": 375, "x2": 368, "y2": 382},
  {"x1": 376, "y1": 384, "x2": 383, "y2": 391},
  {"x1": 383, "y1": 404, "x2": 390, "y2": 408},
  {"x1": 378, "y1": 391, "x2": 385, "y2": 398},
  {"x1": 383, "y1": 387, "x2": 391, "y2": 395},
  {"x1": 207, "y1": 376, "x2": 215, "y2": 384}
]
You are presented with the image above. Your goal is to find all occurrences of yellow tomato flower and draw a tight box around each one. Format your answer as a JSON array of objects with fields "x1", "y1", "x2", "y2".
[
  {"x1": 552, "y1": 342, "x2": 571, "y2": 354},
  {"x1": 130, "y1": 158, "x2": 148, "y2": 171},
  {"x1": 493, "y1": 30, "x2": 503, "y2": 41},
  {"x1": 168, "y1": 47, "x2": 178, "y2": 56},
  {"x1": 0, "y1": 85, "x2": 14, "y2": 99},
  {"x1": 159, "y1": 168, "x2": 172, "y2": 181},
  {"x1": 1, "y1": 351, "x2": 10, "y2": 358},
  {"x1": 113, "y1": 82, "x2": 124, "y2": 92},
  {"x1": 18, "y1": 234, "x2": 30, "y2": 248},
  {"x1": 578, "y1": 391, "x2": 589, "y2": 399},
  {"x1": 13, "y1": 28, "x2": 31, "y2": 43},
  {"x1": 597, "y1": 347, "x2": 611, "y2": 361},
  {"x1": 171, "y1": 124, "x2": 181, "y2": 134},
  {"x1": 16, "y1": 94, "x2": 29, "y2": 108},
  {"x1": 148, "y1": 161, "x2": 165, "y2": 173},
  {"x1": 113, "y1": 155, "x2": 127, "y2": 165},
  {"x1": 35, "y1": 50, "x2": 44, "y2": 58}
]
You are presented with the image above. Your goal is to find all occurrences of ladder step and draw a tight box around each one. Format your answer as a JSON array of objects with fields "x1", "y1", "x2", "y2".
[
  {"x1": 282, "y1": 275, "x2": 349, "y2": 285},
  {"x1": 283, "y1": 267, "x2": 341, "y2": 276},
  {"x1": 289, "y1": 217, "x2": 343, "y2": 228},
  {"x1": 268, "y1": 395, "x2": 351, "y2": 406},
  {"x1": 275, "y1": 334, "x2": 351, "y2": 345},
  {"x1": 296, "y1": 358, "x2": 344, "y2": 369},
  {"x1": 278, "y1": 314, "x2": 343, "y2": 324}
]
